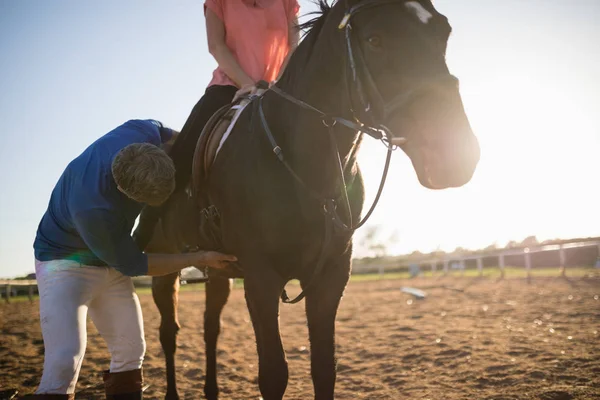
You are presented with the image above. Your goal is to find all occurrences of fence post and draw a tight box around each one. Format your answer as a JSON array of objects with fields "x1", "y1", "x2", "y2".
[
  {"x1": 477, "y1": 257, "x2": 483, "y2": 277},
  {"x1": 5, "y1": 284, "x2": 10, "y2": 303},
  {"x1": 28, "y1": 284, "x2": 34, "y2": 302},
  {"x1": 499, "y1": 254, "x2": 505, "y2": 279},
  {"x1": 559, "y1": 245, "x2": 566, "y2": 277},
  {"x1": 443, "y1": 260, "x2": 449, "y2": 276},
  {"x1": 460, "y1": 260, "x2": 466, "y2": 276},
  {"x1": 431, "y1": 262, "x2": 437, "y2": 275},
  {"x1": 378, "y1": 264, "x2": 384, "y2": 279},
  {"x1": 525, "y1": 249, "x2": 532, "y2": 281}
]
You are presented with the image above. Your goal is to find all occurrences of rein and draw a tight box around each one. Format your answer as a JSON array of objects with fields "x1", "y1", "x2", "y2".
[
  {"x1": 259, "y1": 82, "x2": 401, "y2": 229},
  {"x1": 255, "y1": 84, "x2": 396, "y2": 304},
  {"x1": 257, "y1": 86, "x2": 396, "y2": 232}
]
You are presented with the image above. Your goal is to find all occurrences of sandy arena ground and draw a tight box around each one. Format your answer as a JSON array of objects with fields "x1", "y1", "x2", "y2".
[{"x1": 1, "y1": 276, "x2": 599, "y2": 399}]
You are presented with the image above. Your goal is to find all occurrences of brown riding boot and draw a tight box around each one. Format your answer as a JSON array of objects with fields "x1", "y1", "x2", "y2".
[
  {"x1": 103, "y1": 368, "x2": 143, "y2": 400},
  {"x1": 18, "y1": 395, "x2": 75, "y2": 399}
]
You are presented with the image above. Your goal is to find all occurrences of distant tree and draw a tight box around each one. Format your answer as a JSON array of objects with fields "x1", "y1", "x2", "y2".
[
  {"x1": 360, "y1": 225, "x2": 389, "y2": 258},
  {"x1": 520, "y1": 235, "x2": 539, "y2": 247},
  {"x1": 405, "y1": 250, "x2": 422, "y2": 261},
  {"x1": 453, "y1": 246, "x2": 468, "y2": 255},
  {"x1": 430, "y1": 246, "x2": 446, "y2": 259},
  {"x1": 541, "y1": 238, "x2": 558, "y2": 245},
  {"x1": 483, "y1": 242, "x2": 499, "y2": 252},
  {"x1": 506, "y1": 240, "x2": 519, "y2": 249}
]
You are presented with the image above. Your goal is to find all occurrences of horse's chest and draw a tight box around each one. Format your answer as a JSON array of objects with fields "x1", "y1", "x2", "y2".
[{"x1": 221, "y1": 204, "x2": 320, "y2": 249}]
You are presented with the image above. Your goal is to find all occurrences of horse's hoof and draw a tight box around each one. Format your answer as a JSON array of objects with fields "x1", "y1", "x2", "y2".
[
  {"x1": 164, "y1": 393, "x2": 180, "y2": 400},
  {"x1": 204, "y1": 387, "x2": 219, "y2": 400}
]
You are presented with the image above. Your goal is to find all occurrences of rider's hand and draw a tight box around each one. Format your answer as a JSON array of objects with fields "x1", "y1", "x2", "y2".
[
  {"x1": 233, "y1": 83, "x2": 255, "y2": 102},
  {"x1": 233, "y1": 83, "x2": 267, "y2": 102},
  {"x1": 191, "y1": 250, "x2": 237, "y2": 269}
]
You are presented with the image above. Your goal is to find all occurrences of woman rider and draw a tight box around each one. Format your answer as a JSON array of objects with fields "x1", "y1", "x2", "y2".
[{"x1": 134, "y1": 0, "x2": 300, "y2": 249}]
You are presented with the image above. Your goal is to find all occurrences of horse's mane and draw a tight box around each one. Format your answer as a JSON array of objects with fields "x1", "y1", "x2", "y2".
[{"x1": 297, "y1": 0, "x2": 333, "y2": 40}]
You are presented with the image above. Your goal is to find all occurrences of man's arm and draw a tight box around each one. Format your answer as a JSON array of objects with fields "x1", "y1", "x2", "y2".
[
  {"x1": 74, "y1": 209, "x2": 236, "y2": 277},
  {"x1": 160, "y1": 129, "x2": 179, "y2": 155},
  {"x1": 163, "y1": 129, "x2": 179, "y2": 146},
  {"x1": 147, "y1": 251, "x2": 236, "y2": 276}
]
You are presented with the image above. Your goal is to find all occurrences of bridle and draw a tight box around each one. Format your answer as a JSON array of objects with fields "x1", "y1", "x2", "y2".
[
  {"x1": 250, "y1": 0, "x2": 457, "y2": 303},
  {"x1": 341, "y1": 0, "x2": 460, "y2": 122}
]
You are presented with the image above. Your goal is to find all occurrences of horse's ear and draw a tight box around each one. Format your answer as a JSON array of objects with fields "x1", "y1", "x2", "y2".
[
  {"x1": 414, "y1": 0, "x2": 448, "y2": 25},
  {"x1": 417, "y1": 0, "x2": 438, "y2": 14}
]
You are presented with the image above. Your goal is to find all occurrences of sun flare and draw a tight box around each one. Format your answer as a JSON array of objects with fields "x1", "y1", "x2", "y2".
[{"x1": 355, "y1": 74, "x2": 600, "y2": 257}]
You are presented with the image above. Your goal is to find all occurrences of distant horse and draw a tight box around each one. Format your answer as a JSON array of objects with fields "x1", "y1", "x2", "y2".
[{"x1": 138, "y1": 1, "x2": 480, "y2": 399}]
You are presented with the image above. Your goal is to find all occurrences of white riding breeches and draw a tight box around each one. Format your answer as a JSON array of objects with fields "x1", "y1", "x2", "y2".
[{"x1": 34, "y1": 259, "x2": 146, "y2": 394}]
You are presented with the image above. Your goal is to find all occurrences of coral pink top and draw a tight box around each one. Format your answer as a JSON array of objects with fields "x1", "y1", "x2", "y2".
[{"x1": 204, "y1": 0, "x2": 300, "y2": 88}]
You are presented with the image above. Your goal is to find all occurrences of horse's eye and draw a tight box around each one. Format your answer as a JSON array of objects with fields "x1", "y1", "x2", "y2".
[{"x1": 367, "y1": 35, "x2": 382, "y2": 48}]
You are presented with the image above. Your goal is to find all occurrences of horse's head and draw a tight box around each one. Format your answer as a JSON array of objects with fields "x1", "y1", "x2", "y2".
[{"x1": 333, "y1": 0, "x2": 480, "y2": 189}]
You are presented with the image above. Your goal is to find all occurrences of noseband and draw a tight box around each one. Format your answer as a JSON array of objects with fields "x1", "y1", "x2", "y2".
[{"x1": 252, "y1": 0, "x2": 453, "y2": 303}]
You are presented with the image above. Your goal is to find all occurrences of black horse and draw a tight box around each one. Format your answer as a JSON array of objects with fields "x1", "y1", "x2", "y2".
[{"x1": 139, "y1": 1, "x2": 480, "y2": 399}]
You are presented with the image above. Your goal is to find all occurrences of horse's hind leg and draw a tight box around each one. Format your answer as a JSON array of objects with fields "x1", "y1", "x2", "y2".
[
  {"x1": 305, "y1": 254, "x2": 351, "y2": 400},
  {"x1": 152, "y1": 273, "x2": 181, "y2": 400},
  {"x1": 244, "y1": 268, "x2": 288, "y2": 400},
  {"x1": 203, "y1": 276, "x2": 232, "y2": 400}
]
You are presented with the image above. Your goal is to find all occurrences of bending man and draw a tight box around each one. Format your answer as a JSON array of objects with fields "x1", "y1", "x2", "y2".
[{"x1": 26, "y1": 119, "x2": 237, "y2": 399}]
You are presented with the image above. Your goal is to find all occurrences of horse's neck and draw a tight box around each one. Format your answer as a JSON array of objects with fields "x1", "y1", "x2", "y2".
[
  {"x1": 262, "y1": 8, "x2": 360, "y2": 197},
  {"x1": 264, "y1": 85, "x2": 359, "y2": 198}
]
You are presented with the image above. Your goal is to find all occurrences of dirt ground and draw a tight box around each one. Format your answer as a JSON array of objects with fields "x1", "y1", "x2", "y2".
[{"x1": 1, "y1": 276, "x2": 599, "y2": 400}]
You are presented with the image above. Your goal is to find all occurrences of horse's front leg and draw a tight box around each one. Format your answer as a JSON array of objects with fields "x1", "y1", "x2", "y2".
[
  {"x1": 203, "y1": 276, "x2": 232, "y2": 400},
  {"x1": 152, "y1": 273, "x2": 182, "y2": 400},
  {"x1": 305, "y1": 252, "x2": 351, "y2": 400},
  {"x1": 244, "y1": 267, "x2": 288, "y2": 400}
]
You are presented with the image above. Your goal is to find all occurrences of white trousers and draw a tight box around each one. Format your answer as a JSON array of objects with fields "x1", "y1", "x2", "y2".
[{"x1": 34, "y1": 259, "x2": 146, "y2": 394}]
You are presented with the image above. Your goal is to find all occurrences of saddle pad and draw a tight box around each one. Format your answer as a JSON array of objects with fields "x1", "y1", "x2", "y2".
[
  {"x1": 215, "y1": 99, "x2": 250, "y2": 159},
  {"x1": 191, "y1": 99, "x2": 251, "y2": 202}
]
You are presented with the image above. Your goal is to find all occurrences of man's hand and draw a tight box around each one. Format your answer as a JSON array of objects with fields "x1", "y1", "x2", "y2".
[
  {"x1": 193, "y1": 250, "x2": 238, "y2": 269},
  {"x1": 147, "y1": 251, "x2": 238, "y2": 277}
]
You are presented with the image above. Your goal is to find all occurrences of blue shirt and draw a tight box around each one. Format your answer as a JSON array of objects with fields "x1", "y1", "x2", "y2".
[{"x1": 33, "y1": 119, "x2": 174, "y2": 276}]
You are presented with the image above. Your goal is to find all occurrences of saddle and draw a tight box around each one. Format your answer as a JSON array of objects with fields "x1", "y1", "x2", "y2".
[{"x1": 191, "y1": 98, "x2": 252, "y2": 199}]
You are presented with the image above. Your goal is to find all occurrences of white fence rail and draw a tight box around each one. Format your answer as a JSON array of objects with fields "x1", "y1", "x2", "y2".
[
  {"x1": 353, "y1": 240, "x2": 600, "y2": 278},
  {"x1": 2, "y1": 241, "x2": 599, "y2": 302},
  {"x1": 0, "y1": 279, "x2": 38, "y2": 303}
]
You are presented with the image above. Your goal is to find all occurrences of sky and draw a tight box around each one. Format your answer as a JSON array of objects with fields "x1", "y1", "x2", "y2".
[{"x1": 1, "y1": 0, "x2": 599, "y2": 278}]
